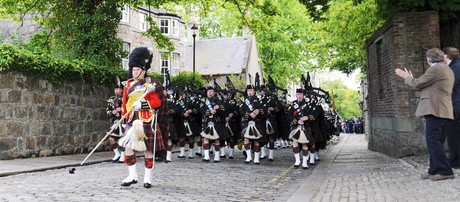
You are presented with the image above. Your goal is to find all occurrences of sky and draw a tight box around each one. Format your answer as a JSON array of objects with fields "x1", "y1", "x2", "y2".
[{"x1": 316, "y1": 69, "x2": 361, "y2": 90}]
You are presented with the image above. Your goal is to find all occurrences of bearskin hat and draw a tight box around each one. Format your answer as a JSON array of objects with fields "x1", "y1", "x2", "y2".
[{"x1": 128, "y1": 47, "x2": 153, "y2": 78}]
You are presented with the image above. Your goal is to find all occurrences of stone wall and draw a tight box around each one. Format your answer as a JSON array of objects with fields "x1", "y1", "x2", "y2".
[
  {"x1": 365, "y1": 11, "x2": 439, "y2": 157},
  {"x1": 0, "y1": 72, "x2": 112, "y2": 160}
]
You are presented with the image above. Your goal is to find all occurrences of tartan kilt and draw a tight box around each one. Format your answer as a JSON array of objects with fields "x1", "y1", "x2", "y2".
[
  {"x1": 127, "y1": 113, "x2": 165, "y2": 152},
  {"x1": 188, "y1": 120, "x2": 201, "y2": 137},
  {"x1": 226, "y1": 120, "x2": 241, "y2": 140},
  {"x1": 266, "y1": 115, "x2": 279, "y2": 139},
  {"x1": 174, "y1": 118, "x2": 187, "y2": 140},
  {"x1": 201, "y1": 121, "x2": 226, "y2": 140},
  {"x1": 290, "y1": 124, "x2": 314, "y2": 147},
  {"x1": 168, "y1": 120, "x2": 178, "y2": 141},
  {"x1": 241, "y1": 119, "x2": 267, "y2": 143}
]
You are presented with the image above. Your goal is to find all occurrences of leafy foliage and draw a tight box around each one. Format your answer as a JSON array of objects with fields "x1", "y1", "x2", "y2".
[
  {"x1": 170, "y1": 71, "x2": 206, "y2": 88},
  {"x1": 309, "y1": 0, "x2": 384, "y2": 74},
  {"x1": 375, "y1": 0, "x2": 460, "y2": 20},
  {"x1": 143, "y1": 16, "x2": 175, "y2": 56},
  {"x1": 0, "y1": 43, "x2": 126, "y2": 85},
  {"x1": 320, "y1": 78, "x2": 361, "y2": 119}
]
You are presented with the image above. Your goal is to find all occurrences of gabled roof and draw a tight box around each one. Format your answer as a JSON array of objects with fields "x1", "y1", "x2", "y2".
[{"x1": 185, "y1": 36, "x2": 252, "y2": 75}]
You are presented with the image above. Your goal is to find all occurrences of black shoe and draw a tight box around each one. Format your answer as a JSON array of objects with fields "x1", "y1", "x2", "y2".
[
  {"x1": 202, "y1": 159, "x2": 209, "y2": 162},
  {"x1": 213, "y1": 160, "x2": 219, "y2": 163},
  {"x1": 309, "y1": 162, "x2": 315, "y2": 165},
  {"x1": 254, "y1": 162, "x2": 260, "y2": 164},
  {"x1": 143, "y1": 183, "x2": 151, "y2": 188},
  {"x1": 220, "y1": 155, "x2": 226, "y2": 159},
  {"x1": 165, "y1": 159, "x2": 171, "y2": 163},
  {"x1": 303, "y1": 166, "x2": 308, "y2": 170},
  {"x1": 229, "y1": 156, "x2": 234, "y2": 159},
  {"x1": 260, "y1": 156, "x2": 265, "y2": 159},
  {"x1": 112, "y1": 157, "x2": 120, "y2": 163},
  {"x1": 195, "y1": 152, "x2": 202, "y2": 157},
  {"x1": 188, "y1": 156, "x2": 194, "y2": 159},
  {"x1": 177, "y1": 156, "x2": 186, "y2": 158},
  {"x1": 245, "y1": 160, "x2": 251, "y2": 163},
  {"x1": 294, "y1": 164, "x2": 300, "y2": 168},
  {"x1": 121, "y1": 179, "x2": 137, "y2": 187},
  {"x1": 268, "y1": 158, "x2": 273, "y2": 162}
]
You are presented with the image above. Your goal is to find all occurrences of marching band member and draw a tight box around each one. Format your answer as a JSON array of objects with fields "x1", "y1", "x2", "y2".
[
  {"x1": 221, "y1": 90, "x2": 241, "y2": 159},
  {"x1": 165, "y1": 89, "x2": 185, "y2": 162},
  {"x1": 120, "y1": 47, "x2": 165, "y2": 188},
  {"x1": 199, "y1": 86, "x2": 226, "y2": 162},
  {"x1": 287, "y1": 89, "x2": 315, "y2": 169},
  {"x1": 240, "y1": 84, "x2": 267, "y2": 164},
  {"x1": 106, "y1": 83, "x2": 125, "y2": 163},
  {"x1": 261, "y1": 86, "x2": 279, "y2": 161},
  {"x1": 183, "y1": 91, "x2": 203, "y2": 159}
]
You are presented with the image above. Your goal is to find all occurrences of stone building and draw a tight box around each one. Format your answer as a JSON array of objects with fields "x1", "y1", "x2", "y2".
[
  {"x1": 365, "y1": 11, "x2": 440, "y2": 157},
  {"x1": 0, "y1": 5, "x2": 264, "y2": 159}
]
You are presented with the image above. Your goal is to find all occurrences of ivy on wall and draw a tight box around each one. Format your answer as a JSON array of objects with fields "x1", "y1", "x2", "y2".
[{"x1": 0, "y1": 43, "x2": 126, "y2": 85}]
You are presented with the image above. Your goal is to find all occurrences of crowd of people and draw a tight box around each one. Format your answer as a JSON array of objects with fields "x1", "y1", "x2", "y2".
[
  {"x1": 104, "y1": 46, "x2": 342, "y2": 188},
  {"x1": 340, "y1": 116, "x2": 364, "y2": 134}
]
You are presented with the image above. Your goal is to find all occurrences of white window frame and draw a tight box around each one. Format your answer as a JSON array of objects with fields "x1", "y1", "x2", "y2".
[
  {"x1": 122, "y1": 42, "x2": 130, "y2": 70},
  {"x1": 121, "y1": 5, "x2": 130, "y2": 23},
  {"x1": 172, "y1": 20, "x2": 179, "y2": 37},
  {"x1": 159, "y1": 19, "x2": 170, "y2": 35},
  {"x1": 139, "y1": 13, "x2": 147, "y2": 31},
  {"x1": 160, "y1": 53, "x2": 170, "y2": 76},
  {"x1": 172, "y1": 53, "x2": 180, "y2": 75}
]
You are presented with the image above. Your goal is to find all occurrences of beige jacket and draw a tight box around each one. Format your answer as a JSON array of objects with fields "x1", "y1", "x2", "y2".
[{"x1": 405, "y1": 62, "x2": 454, "y2": 119}]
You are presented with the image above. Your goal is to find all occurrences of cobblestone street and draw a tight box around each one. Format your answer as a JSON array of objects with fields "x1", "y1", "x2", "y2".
[{"x1": 0, "y1": 145, "x2": 312, "y2": 202}]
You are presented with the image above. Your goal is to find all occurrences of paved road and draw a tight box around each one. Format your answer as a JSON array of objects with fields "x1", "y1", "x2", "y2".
[
  {"x1": 0, "y1": 143, "x2": 313, "y2": 201},
  {"x1": 1, "y1": 133, "x2": 459, "y2": 202}
]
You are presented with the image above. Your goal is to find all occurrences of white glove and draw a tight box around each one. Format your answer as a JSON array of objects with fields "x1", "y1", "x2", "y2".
[{"x1": 132, "y1": 101, "x2": 142, "y2": 111}]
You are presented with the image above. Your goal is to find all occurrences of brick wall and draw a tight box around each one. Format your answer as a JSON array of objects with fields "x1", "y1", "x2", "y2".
[
  {"x1": 0, "y1": 72, "x2": 112, "y2": 160},
  {"x1": 365, "y1": 11, "x2": 439, "y2": 157}
]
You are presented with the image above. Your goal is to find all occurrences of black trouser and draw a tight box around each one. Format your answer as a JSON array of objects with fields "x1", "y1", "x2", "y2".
[
  {"x1": 425, "y1": 115, "x2": 453, "y2": 175},
  {"x1": 444, "y1": 111, "x2": 460, "y2": 168}
]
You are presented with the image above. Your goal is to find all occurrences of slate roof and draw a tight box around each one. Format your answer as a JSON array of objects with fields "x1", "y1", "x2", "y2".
[{"x1": 185, "y1": 36, "x2": 252, "y2": 75}]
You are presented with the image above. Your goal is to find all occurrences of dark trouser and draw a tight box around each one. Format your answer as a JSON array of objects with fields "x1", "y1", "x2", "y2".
[
  {"x1": 444, "y1": 111, "x2": 460, "y2": 168},
  {"x1": 425, "y1": 115, "x2": 453, "y2": 175}
]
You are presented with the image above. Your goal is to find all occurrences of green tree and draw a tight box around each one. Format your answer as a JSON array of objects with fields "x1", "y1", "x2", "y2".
[
  {"x1": 0, "y1": 0, "x2": 125, "y2": 67},
  {"x1": 321, "y1": 78, "x2": 361, "y2": 119},
  {"x1": 374, "y1": 0, "x2": 460, "y2": 49},
  {"x1": 308, "y1": 0, "x2": 384, "y2": 74}
]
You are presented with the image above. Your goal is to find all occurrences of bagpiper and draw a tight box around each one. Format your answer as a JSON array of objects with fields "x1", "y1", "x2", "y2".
[
  {"x1": 199, "y1": 86, "x2": 226, "y2": 162},
  {"x1": 287, "y1": 89, "x2": 315, "y2": 169},
  {"x1": 119, "y1": 47, "x2": 166, "y2": 189},
  {"x1": 106, "y1": 82, "x2": 125, "y2": 163},
  {"x1": 239, "y1": 84, "x2": 267, "y2": 164}
]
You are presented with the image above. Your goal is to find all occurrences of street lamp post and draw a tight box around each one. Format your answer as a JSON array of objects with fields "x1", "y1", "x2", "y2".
[{"x1": 191, "y1": 24, "x2": 198, "y2": 79}]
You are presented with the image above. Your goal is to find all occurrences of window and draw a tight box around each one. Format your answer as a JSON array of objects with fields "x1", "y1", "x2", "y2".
[
  {"x1": 122, "y1": 42, "x2": 130, "y2": 70},
  {"x1": 160, "y1": 19, "x2": 169, "y2": 35},
  {"x1": 121, "y1": 5, "x2": 130, "y2": 23},
  {"x1": 160, "y1": 53, "x2": 170, "y2": 76},
  {"x1": 172, "y1": 53, "x2": 180, "y2": 75},
  {"x1": 172, "y1": 20, "x2": 179, "y2": 37},
  {"x1": 139, "y1": 13, "x2": 147, "y2": 31}
]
